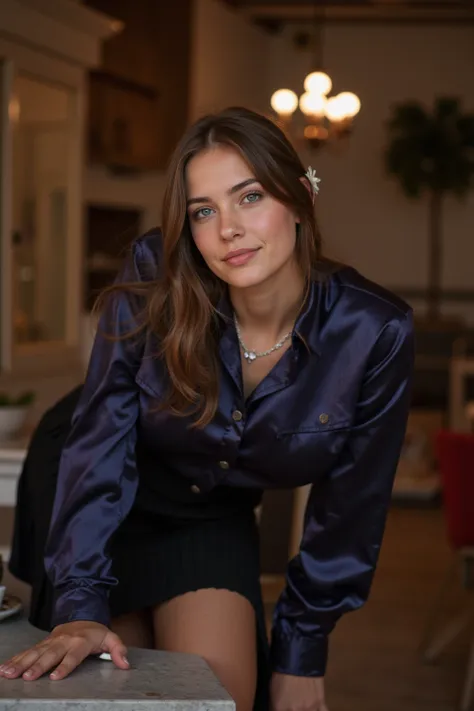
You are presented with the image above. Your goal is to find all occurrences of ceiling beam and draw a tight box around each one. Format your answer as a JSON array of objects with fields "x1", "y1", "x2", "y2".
[{"x1": 238, "y1": 3, "x2": 474, "y2": 25}]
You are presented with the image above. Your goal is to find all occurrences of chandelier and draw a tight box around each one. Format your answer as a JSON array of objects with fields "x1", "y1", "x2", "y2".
[{"x1": 270, "y1": 4, "x2": 361, "y2": 149}]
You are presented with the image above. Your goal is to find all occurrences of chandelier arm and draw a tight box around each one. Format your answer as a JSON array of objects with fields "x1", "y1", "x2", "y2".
[{"x1": 312, "y1": 0, "x2": 324, "y2": 72}]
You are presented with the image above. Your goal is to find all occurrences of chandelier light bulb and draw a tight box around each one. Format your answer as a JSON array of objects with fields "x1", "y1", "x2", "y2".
[
  {"x1": 337, "y1": 92, "x2": 361, "y2": 118},
  {"x1": 325, "y1": 94, "x2": 349, "y2": 122},
  {"x1": 270, "y1": 89, "x2": 298, "y2": 117},
  {"x1": 299, "y1": 92, "x2": 327, "y2": 118},
  {"x1": 303, "y1": 71, "x2": 332, "y2": 96}
]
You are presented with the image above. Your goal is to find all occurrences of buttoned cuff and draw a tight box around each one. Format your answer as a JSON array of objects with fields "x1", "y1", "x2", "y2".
[
  {"x1": 51, "y1": 584, "x2": 111, "y2": 630},
  {"x1": 270, "y1": 626, "x2": 328, "y2": 677}
]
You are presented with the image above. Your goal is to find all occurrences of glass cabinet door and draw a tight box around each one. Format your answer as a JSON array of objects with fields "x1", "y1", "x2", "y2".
[{"x1": 10, "y1": 73, "x2": 73, "y2": 348}]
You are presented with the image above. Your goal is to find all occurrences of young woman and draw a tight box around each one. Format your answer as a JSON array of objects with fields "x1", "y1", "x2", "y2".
[{"x1": 0, "y1": 107, "x2": 414, "y2": 711}]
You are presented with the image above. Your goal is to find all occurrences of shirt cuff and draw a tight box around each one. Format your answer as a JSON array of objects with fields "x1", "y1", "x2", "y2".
[
  {"x1": 51, "y1": 584, "x2": 111, "y2": 630},
  {"x1": 270, "y1": 625, "x2": 328, "y2": 677}
]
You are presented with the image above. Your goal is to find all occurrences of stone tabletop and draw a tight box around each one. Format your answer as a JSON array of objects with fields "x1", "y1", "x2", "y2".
[{"x1": 0, "y1": 617, "x2": 234, "y2": 711}]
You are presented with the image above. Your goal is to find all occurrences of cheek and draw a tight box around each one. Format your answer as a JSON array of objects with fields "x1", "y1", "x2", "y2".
[
  {"x1": 254, "y1": 207, "x2": 296, "y2": 252},
  {"x1": 190, "y1": 224, "x2": 214, "y2": 260},
  {"x1": 191, "y1": 225, "x2": 226, "y2": 279}
]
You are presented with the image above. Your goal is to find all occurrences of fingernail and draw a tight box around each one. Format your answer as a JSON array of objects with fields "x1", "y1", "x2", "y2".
[
  {"x1": 50, "y1": 671, "x2": 59, "y2": 679},
  {"x1": 23, "y1": 670, "x2": 34, "y2": 679},
  {"x1": 122, "y1": 656, "x2": 129, "y2": 666},
  {"x1": 5, "y1": 667, "x2": 15, "y2": 676}
]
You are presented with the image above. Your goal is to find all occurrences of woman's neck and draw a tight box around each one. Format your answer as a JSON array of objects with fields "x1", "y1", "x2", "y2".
[{"x1": 229, "y1": 260, "x2": 305, "y2": 346}]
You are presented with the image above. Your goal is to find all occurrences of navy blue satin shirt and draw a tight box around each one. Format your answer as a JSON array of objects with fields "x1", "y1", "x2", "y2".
[{"x1": 45, "y1": 229, "x2": 414, "y2": 678}]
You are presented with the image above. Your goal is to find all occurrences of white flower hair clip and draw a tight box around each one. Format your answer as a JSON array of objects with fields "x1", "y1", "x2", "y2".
[{"x1": 305, "y1": 166, "x2": 321, "y2": 195}]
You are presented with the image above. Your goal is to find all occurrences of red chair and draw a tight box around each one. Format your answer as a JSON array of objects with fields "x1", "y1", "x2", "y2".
[{"x1": 421, "y1": 430, "x2": 474, "y2": 711}]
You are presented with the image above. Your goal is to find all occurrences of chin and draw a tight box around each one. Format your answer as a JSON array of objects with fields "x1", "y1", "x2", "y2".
[{"x1": 220, "y1": 268, "x2": 270, "y2": 290}]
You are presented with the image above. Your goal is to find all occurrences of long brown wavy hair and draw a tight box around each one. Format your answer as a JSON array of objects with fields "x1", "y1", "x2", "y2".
[{"x1": 97, "y1": 106, "x2": 323, "y2": 427}]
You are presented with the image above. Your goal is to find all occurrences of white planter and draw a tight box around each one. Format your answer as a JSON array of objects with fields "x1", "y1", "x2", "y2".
[{"x1": 0, "y1": 407, "x2": 29, "y2": 443}]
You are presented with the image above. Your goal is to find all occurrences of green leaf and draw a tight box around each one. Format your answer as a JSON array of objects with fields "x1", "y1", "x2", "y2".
[
  {"x1": 385, "y1": 97, "x2": 474, "y2": 198},
  {"x1": 15, "y1": 391, "x2": 36, "y2": 406},
  {"x1": 0, "y1": 391, "x2": 36, "y2": 407}
]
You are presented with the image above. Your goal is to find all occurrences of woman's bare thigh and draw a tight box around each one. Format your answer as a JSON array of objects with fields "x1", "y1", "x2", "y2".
[
  {"x1": 110, "y1": 607, "x2": 154, "y2": 649},
  {"x1": 153, "y1": 589, "x2": 257, "y2": 711}
]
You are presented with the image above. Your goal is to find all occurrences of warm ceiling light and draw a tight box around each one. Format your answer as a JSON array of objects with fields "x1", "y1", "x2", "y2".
[
  {"x1": 270, "y1": 16, "x2": 360, "y2": 148},
  {"x1": 270, "y1": 89, "x2": 298, "y2": 117},
  {"x1": 337, "y1": 92, "x2": 361, "y2": 118},
  {"x1": 299, "y1": 92, "x2": 327, "y2": 118},
  {"x1": 325, "y1": 94, "x2": 349, "y2": 122},
  {"x1": 303, "y1": 71, "x2": 332, "y2": 96}
]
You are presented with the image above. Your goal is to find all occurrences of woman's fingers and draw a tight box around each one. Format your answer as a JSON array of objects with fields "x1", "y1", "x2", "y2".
[
  {"x1": 23, "y1": 639, "x2": 82, "y2": 680},
  {"x1": 0, "y1": 625, "x2": 130, "y2": 682},
  {"x1": 103, "y1": 632, "x2": 130, "y2": 670},
  {"x1": 0, "y1": 644, "x2": 47, "y2": 679},
  {"x1": 1, "y1": 638, "x2": 89, "y2": 681},
  {"x1": 48, "y1": 640, "x2": 92, "y2": 680},
  {"x1": 18, "y1": 633, "x2": 129, "y2": 681}
]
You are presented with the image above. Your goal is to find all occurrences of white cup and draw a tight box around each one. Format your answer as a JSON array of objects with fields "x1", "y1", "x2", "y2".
[{"x1": 0, "y1": 585, "x2": 5, "y2": 608}]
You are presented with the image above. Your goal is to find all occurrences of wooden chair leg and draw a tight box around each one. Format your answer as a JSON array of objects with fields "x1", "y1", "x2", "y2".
[
  {"x1": 420, "y1": 556, "x2": 458, "y2": 656},
  {"x1": 424, "y1": 607, "x2": 474, "y2": 663},
  {"x1": 460, "y1": 633, "x2": 474, "y2": 711}
]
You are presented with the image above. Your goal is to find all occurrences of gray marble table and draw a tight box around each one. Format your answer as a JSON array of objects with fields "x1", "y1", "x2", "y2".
[{"x1": 0, "y1": 616, "x2": 234, "y2": 710}]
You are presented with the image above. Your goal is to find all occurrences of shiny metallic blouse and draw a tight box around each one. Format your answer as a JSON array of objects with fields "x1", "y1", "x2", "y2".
[{"x1": 45, "y1": 229, "x2": 414, "y2": 677}]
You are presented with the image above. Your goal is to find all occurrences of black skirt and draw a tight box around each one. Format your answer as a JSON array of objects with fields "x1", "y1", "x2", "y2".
[{"x1": 109, "y1": 504, "x2": 270, "y2": 711}]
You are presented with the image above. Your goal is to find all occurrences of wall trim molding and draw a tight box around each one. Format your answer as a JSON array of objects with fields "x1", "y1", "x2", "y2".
[
  {"x1": 0, "y1": 0, "x2": 121, "y2": 69},
  {"x1": 389, "y1": 287, "x2": 474, "y2": 304},
  {"x1": 239, "y1": 2, "x2": 474, "y2": 25}
]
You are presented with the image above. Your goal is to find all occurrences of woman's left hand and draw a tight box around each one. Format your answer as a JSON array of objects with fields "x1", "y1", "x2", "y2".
[{"x1": 270, "y1": 672, "x2": 329, "y2": 711}]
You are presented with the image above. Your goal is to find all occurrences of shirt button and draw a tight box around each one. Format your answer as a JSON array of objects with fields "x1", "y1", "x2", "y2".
[
  {"x1": 232, "y1": 410, "x2": 243, "y2": 422},
  {"x1": 219, "y1": 460, "x2": 230, "y2": 470},
  {"x1": 190, "y1": 484, "x2": 201, "y2": 494},
  {"x1": 319, "y1": 413, "x2": 329, "y2": 424}
]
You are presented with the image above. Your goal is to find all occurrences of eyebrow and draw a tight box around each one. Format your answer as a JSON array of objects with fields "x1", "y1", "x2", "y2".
[{"x1": 186, "y1": 178, "x2": 259, "y2": 207}]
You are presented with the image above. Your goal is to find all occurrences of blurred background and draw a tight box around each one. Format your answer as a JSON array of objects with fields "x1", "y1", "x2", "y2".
[{"x1": 1, "y1": 1, "x2": 474, "y2": 709}]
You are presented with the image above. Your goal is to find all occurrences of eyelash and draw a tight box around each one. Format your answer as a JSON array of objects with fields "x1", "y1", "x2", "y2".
[{"x1": 192, "y1": 191, "x2": 264, "y2": 221}]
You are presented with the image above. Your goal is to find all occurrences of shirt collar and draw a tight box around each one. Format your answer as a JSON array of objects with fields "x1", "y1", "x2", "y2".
[
  {"x1": 215, "y1": 276, "x2": 323, "y2": 357},
  {"x1": 293, "y1": 276, "x2": 322, "y2": 356}
]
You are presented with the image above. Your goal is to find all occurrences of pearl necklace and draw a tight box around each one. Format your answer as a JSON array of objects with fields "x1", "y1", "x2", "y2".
[{"x1": 233, "y1": 313, "x2": 292, "y2": 364}]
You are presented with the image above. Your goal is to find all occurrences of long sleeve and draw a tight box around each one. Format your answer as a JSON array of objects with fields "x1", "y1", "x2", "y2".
[
  {"x1": 44, "y1": 239, "x2": 151, "y2": 629},
  {"x1": 271, "y1": 310, "x2": 415, "y2": 677}
]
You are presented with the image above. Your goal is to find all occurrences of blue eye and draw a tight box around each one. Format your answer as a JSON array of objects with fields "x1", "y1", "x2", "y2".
[
  {"x1": 243, "y1": 191, "x2": 263, "y2": 204},
  {"x1": 194, "y1": 207, "x2": 214, "y2": 220}
]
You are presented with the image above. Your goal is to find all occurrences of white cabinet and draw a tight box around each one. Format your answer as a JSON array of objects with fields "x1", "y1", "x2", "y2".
[{"x1": 0, "y1": 0, "x2": 120, "y2": 375}]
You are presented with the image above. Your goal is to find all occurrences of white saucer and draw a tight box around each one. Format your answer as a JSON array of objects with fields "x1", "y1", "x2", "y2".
[{"x1": 0, "y1": 594, "x2": 23, "y2": 622}]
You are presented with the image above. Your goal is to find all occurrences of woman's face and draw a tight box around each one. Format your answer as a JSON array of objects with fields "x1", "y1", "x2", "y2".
[{"x1": 186, "y1": 145, "x2": 299, "y2": 290}]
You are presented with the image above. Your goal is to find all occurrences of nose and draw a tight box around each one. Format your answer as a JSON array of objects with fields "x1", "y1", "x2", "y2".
[{"x1": 219, "y1": 207, "x2": 244, "y2": 242}]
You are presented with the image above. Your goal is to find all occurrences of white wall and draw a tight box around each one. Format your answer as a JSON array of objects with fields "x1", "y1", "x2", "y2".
[
  {"x1": 189, "y1": 0, "x2": 273, "y2": 120},
  {"x1": 267, "y1": 24, "x2": 474, "y2": 318}
]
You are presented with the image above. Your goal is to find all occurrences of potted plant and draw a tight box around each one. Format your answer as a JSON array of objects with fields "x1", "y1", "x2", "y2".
[
  {"x1": 0, "y1": 391, "x2": 35, "y2": 442},
  {"x1": 385, "y1": 97, "x2": 474, "y2": 322}
]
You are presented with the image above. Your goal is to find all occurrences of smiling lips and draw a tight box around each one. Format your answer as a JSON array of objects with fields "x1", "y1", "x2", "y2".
[{"x1": 223, "y1": 248, "x2": 259, "y2": 266}]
